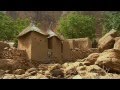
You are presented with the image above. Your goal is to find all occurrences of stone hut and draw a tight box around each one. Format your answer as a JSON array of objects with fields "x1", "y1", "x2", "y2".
[{"x1": 18, "y1": 23, "x2": 48, "y2": 63}]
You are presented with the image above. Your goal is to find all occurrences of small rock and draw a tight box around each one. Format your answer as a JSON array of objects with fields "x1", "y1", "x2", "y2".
[
  {"x1": 13, "y1": 69, "x2": 25, "y2": 75},
  {"x1": 0, "y1": 70, "x2": 5, "y2": 76},
  {"x1": 72, "y1": 75, "x2": 82, "y2": 79},
  {"x1": 3, "y1": 74, "x2": 16, "y2": 79},
  {"x1": 25, "y1": 68, "x2": 38, "y2": 75},
  {"x1": 64, "y1": 66, "x2": 78, "y2": 76},
  {"x1": 86, "y1": 65, "x2": 106, "y2": 76},
  {"x1": 49, "y1": 64, "x2": 64, "y2": 78},
  {"x1": 5, "y1": 70, "x2": 11, "y2": 74},
  {"x1": 15, "y1": 75, "x2": 26, "y2": 79},
  {"x1": 84, "y1": 53, "x2": 99, "y2": 66}
]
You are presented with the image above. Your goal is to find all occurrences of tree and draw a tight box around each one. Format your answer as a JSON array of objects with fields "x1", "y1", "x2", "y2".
[
  {"x1": 0, "y1": 12, "x2": 15, "y2": 41},
  {"x1": 0, "y1": 12, "x2": 30, "y2": 41},
  {"x1": 57, "y1": 12, "x2": 96, "y2": 39}
]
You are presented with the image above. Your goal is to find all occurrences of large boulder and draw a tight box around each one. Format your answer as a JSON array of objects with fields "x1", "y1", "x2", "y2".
[
  {"x1": 95, "y1": 49, "x2": 120, "y2": 73},
  {"x1": 84, "y1": 53, "x2": 100, "y2": 66},
  {"x1": 98, "y1": 29, "x2": 117, "y2": 52},
  {"x1": 114, "y1": 39, "x2": 120, "y2": 50}
]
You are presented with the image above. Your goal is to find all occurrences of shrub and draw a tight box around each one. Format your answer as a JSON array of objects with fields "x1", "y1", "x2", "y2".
[
  {"x1": 103, "y1": 11, "x2": 120, "y2": 35},
  {"x1": 57, "y1": 12, "x2": 96, "y2": 39}
]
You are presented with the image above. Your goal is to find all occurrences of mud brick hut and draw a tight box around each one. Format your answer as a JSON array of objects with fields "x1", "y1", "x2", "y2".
[
  {"x1": 18, "y1": 23, "x2": 48, "y2": 63},
  {"x1": 47, "y1": 29, "x2": 62, "y2": 60}
]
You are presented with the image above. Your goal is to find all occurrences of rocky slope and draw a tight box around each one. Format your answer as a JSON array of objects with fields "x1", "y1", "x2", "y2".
[{"x1": 1, "y1": 29, "x2": 120, "y2": 79}]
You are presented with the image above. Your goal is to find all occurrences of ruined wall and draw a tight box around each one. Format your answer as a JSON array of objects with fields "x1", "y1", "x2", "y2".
[
  {"x1": 62, "y1": 40, "x2": 71, "y2": 62},
  {"x1": 62, "y1": 38, "x2": 93, "y2": 62},
  {"x1": 73, "y1": 38, "x2": 92, "y2": 50},
  {"x1": 31, "y1": 32, "x2": 48, "y2": 63},
  {"x1": 18, "y1": 32, "x2": 31, "y2": 60}
]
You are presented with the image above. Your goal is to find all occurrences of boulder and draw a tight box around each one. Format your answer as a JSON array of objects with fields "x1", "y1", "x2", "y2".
[
  {"x1": 84, "y1": 53, "x2": 100, "y2": 66},
  {"x1": 98, "y1": 35, "x2": 115, "y2": 52},
  {"x1": 114, "y1": 39, "x2": 120, "y2": 50},
  {"x1": 48, "y1": 64, "x2": 64, "y2": 78},
  {"x1": 98, "y1": 29, "x2": 117, "y2": 52},
  {"x1": 95, "y1": 49, "x2": 120, "y2": 73}
]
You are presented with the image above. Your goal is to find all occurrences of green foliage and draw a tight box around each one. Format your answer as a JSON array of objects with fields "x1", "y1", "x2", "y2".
[
  {"x1": 14, "y1": 18, "x2": 30, "y2": 36},
  {"x1": 57, "y1": 12, "x2": 96, "y2": 39},
  {"x1": 103, "y1": 11, "x2": 120, "y2": 34},
  {"x1": 0, "y1": 12, "x2": 30, "y2": 41},
  {"x1": 0, "y1": 13, "x2": 15, "y2": 41}
]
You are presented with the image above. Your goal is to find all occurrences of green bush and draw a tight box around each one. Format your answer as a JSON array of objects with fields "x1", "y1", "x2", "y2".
[
  {"x1": 57, "y1": 12, "x2": 96, "y2": 39},
  {"x1": 103, "y1": 11, "x2": 120, "y2": 35}
]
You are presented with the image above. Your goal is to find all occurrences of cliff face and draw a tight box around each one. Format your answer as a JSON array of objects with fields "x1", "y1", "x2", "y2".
[
  {"x1": 6, "y1": 11, "x2": 63, "y2": 30},
  {"x1": 6, "y1": 11, "x2": 104, "y2": 37}
]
